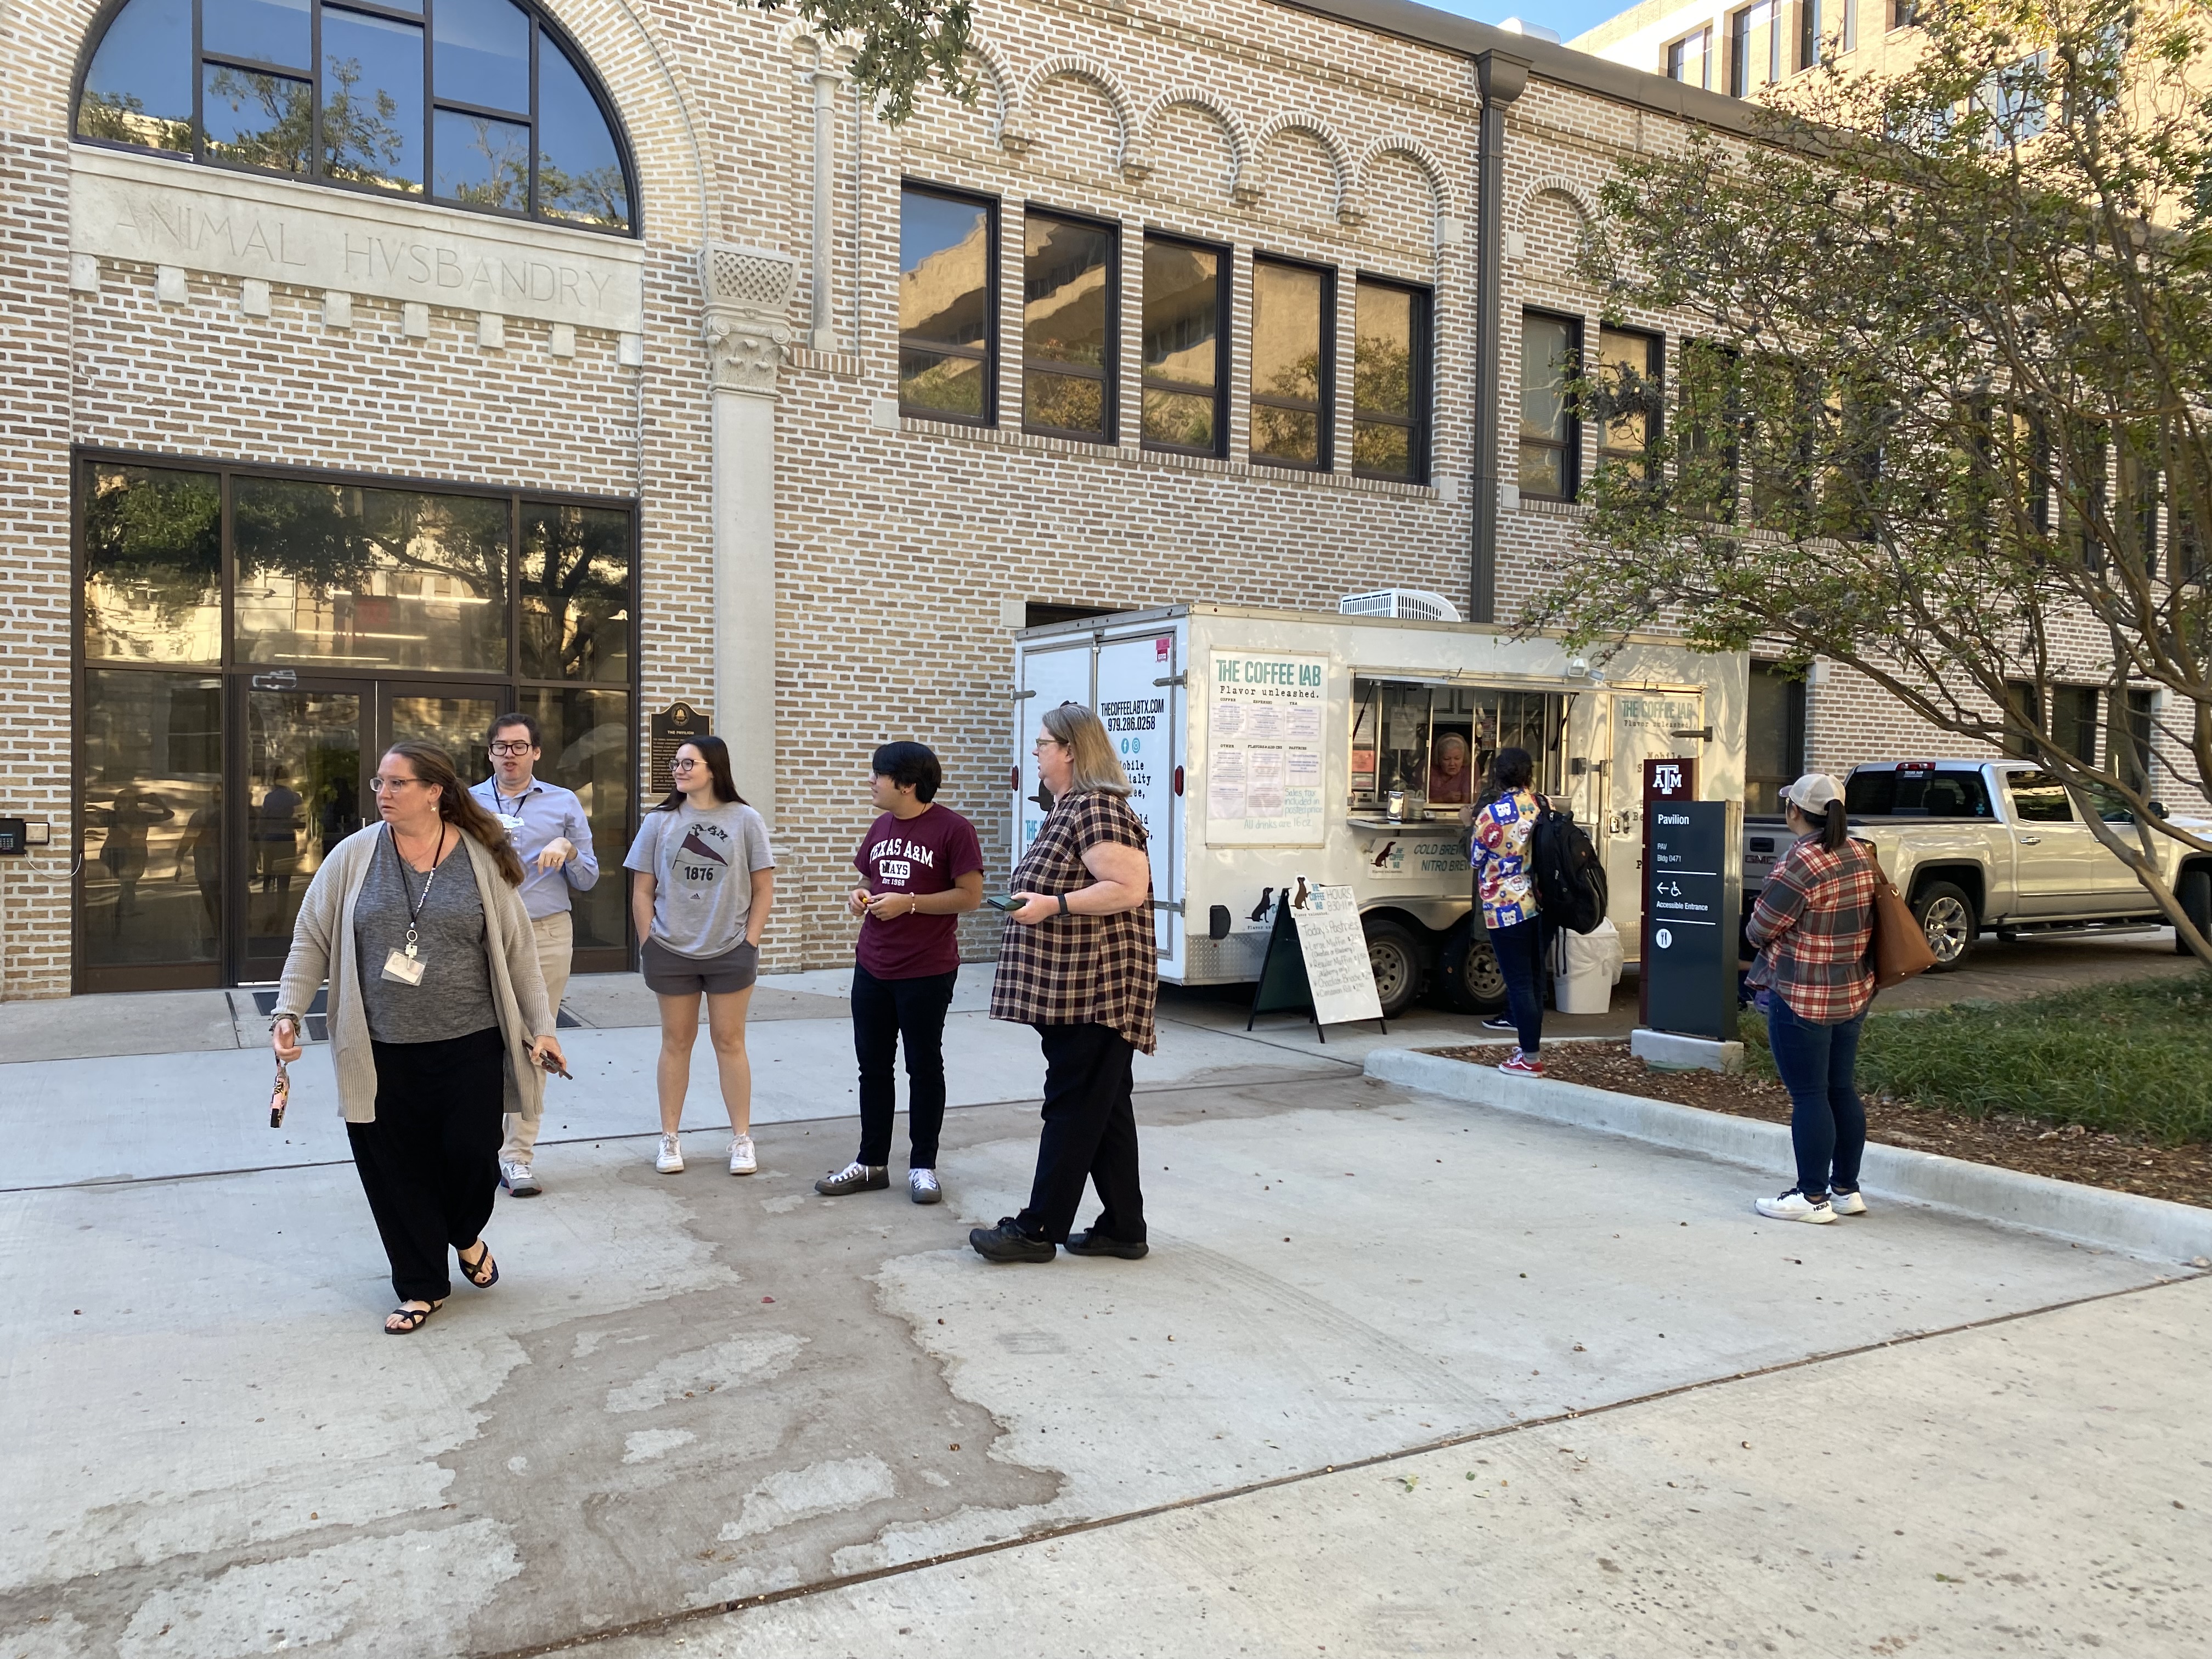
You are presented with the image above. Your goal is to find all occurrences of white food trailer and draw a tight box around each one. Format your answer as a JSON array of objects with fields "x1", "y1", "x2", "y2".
[{"x1": 1012, "y1": 602, "x2": 1747, "y2": 1016}]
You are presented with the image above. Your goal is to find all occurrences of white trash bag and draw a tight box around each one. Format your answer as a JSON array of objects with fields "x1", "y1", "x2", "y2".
[{"x1": 1552, "y1": 917, "x2": 1623, "y2": 1015}]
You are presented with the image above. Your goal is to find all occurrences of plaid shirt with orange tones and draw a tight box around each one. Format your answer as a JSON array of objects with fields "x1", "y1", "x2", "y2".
[{"x1": 1746, "y1": 834, "x2": 1878, "y2": 1024}]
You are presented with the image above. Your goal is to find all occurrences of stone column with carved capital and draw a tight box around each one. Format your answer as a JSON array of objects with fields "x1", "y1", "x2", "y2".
[{"x1": 699, "y1": 241, "x2": 797, "y2": 822}]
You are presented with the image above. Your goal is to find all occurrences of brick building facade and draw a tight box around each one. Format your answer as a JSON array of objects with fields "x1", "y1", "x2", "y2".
[{"x1": 1, "y1": 0, "x2": 2183, "y2": 1002}]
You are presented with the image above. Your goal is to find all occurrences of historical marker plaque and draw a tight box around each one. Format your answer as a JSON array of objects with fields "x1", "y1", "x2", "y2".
[{"x1": 649, "y1": 702, "x2": 711, "y2": 794}]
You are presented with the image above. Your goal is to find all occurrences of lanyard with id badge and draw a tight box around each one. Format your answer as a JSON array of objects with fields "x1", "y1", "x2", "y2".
[
  {"x1": 493, "y1": 784, "x2": 528, "y2": 849},
  {"x1": 383, "y1": 825, "x2": 450, "y2": 987}
]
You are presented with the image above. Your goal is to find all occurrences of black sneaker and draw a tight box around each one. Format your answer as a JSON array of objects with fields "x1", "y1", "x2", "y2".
[
  {"x1": 815, "y1": 1161, "x2": 888, "y2": 1195},
  {"x1": 969, "y1": 1218, "x2": 1055, "y2": 1263},
  {"x1": 1064, "y1": 1228, "x2": 1148, "y2": 1260},
  {"x1": 1481, "y1": 1015, "x2": 1517, "y2": 1032}
]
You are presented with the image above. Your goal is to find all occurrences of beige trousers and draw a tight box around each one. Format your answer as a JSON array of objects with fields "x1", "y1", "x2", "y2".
[{"x1": 502, "y1": 910, "x2": 573, "y2": 1164}]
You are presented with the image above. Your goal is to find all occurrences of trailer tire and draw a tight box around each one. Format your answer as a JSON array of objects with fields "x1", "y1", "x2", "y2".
[
  {"x1": 2176, "y1": 867, "x2": 2211, "y2": 956},
  {"x1": 1912, "y1": 880, "x2": 1978, "y2": 971},
  {"x1": 1363, "y1": 917, "x2": 1426, "y2": 1019},
  {"x1": 1438, "y1": 922, "x2": 1510, "y2": 1015}
]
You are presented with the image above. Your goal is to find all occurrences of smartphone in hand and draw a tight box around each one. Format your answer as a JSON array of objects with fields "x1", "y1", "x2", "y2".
[{"x1": 984, "y1": 894, "x2": 1020, "y2": 912}]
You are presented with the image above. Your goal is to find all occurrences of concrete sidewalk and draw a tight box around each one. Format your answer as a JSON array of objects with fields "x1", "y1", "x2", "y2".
[{"x1": 3, "y1": 949, "x2": 2206, "y2": 1657}]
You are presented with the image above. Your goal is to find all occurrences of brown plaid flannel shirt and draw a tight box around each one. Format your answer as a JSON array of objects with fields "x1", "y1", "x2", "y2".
[
  {"x1": 1746, "y1": 834, "x2": 1878, "y2": 1024},
  {"x1": 989, "y1": 790, "x2": 1158, "y2": 1054}
]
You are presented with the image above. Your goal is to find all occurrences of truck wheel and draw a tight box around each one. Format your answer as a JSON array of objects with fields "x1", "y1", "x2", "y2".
[
  {"x1": 1912, "y1": 881, "x2": 1977, "y2": 971},
  {"x1": 1438, "y1": 922, "x2": 1510, "y2": 1016},
  {"x1": 1363, "y1": 918, "x2": 1426, "y2": 1019},
  {"x1": 2176, "y1": 867, "x2": 2211, "y2": 956}
]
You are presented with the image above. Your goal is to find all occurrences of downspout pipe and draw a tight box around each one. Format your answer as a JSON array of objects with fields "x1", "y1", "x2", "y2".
[{"x1": 1470, "y1": 49, "x2": 1528, "y2": 627}]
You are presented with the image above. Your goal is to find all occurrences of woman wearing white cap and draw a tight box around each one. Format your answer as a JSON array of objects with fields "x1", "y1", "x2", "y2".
[{"x1": 1743, "y1": 773, "x2": 1879, "y2": 1223}]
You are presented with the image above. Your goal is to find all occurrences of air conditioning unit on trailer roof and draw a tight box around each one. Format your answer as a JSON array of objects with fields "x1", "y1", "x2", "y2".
[{"x1": 1339, "y1": 588, "x2": 1463, "y2": 624}]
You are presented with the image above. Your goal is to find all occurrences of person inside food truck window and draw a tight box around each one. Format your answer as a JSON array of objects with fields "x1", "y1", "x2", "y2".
[{"x1": 1425, "y1": 732, "x2": 1472, "y2": 806}]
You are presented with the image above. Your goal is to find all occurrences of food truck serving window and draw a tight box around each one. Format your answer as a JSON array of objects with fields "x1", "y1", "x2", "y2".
[{"x1": 1350, "y1": 679, "x2": 1562, "y2": 815}]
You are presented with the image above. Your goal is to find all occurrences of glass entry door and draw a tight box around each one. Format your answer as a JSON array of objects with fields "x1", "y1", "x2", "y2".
[{"x1": 238, "y1": 679, "x2": 368, "y2": 981}]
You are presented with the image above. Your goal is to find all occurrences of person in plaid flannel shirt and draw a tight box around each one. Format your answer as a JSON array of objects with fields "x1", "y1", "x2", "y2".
[
  {"x1": 1746, "y1": 772, "x2": 1879, "y2": 1224},
  {"x1": 973, "y1": 703, "x2": 1158, "y2": 1263}
]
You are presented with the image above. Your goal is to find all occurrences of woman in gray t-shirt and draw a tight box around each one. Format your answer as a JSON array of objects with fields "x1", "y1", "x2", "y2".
[{"x1": 625, "y1": 737, "x2": 775, "y2": 1178}]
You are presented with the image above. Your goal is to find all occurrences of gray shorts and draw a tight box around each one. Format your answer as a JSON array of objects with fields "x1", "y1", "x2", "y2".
[{"x1": 642, "y1": 937, "x2": 759, "y2": 996}]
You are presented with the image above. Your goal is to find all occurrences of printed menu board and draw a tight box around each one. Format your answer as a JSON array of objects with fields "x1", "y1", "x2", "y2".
[{"x1": 1206, "y1": 650, "x2": 1327, "y2": 846}]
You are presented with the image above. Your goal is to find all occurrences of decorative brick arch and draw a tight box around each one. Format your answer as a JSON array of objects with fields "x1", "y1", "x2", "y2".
[
  {"x1": 1353, "y1": 135, "x2": 1456, "y2": 224},
  {"x1": 1514, "y1": 174, "x2": 1601, "y2": 228},
  {"x1": 968, "y1": 34, "x2": 1020, "y2": 143},
  {"x1": 1250, "y1": 109, "x2": 1356, "y2": 221},
  {"x1": 1130, "y1": 86, "x2": 1252, "y2": 198},
  {"x1": 1002, "y1": 54, "x2": 1136, "y2": 163}
]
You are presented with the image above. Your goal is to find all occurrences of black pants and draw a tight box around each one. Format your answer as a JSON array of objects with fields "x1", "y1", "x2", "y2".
[
  {"x1": 853, "y1": 963, "x2": 958, "y2": 1168},
  {"x1": 1013, "y1": 1022, "x2": 1146, "y2": 1245},
  {"x1": 347, "y1": 1026, "x2": 505, "y2": 1304},
  {"x1": 1487, "y1": 915, "x2": 1547, "y2": 1054}
]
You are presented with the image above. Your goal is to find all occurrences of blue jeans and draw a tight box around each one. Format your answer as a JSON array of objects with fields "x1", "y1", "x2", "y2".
[
  {"x1": 1486, "y1": 916, "x2": 1545, "y2": 1054},
  {"x1": 1765, "y1": 997, "x2": 1867, "y2": 1197}
]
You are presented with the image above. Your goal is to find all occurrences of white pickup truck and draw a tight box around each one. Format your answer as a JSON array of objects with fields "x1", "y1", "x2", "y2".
[{"x1": 1744, "y1": 759, "x2": 2212, "y2": 969}]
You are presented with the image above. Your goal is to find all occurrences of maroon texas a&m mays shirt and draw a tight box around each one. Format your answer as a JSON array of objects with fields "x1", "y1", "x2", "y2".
[{"x1": 854, "y1": 804, "x2": 984, "y2": 979}]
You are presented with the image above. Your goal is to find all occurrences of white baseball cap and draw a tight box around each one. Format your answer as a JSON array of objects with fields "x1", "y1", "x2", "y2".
[{"x1": 1779, "y1": 772, "x2": 1844, "y2": 815}]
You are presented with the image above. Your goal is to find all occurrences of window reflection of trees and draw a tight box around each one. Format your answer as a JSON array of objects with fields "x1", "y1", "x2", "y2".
[
  {"x1": 320, "y1": 56, "x2": 413, "y2": 191},
  {"x1": 82, "y1": 466, "x2": 222, "y2": 664},
  {"x1": 233, "y1": 481, "x2": 509, "y2": 669},
  {"x1": 203, "y1": 66, "x2": 313, "y2": 173},
  {"x1": 523, "y1": 505, "x2": 631, "y2": 682}
]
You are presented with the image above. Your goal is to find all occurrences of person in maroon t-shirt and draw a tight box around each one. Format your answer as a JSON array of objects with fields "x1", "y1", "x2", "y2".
[{"x1": 816, "y1": 742, "x2": 984, "y2": 1204}]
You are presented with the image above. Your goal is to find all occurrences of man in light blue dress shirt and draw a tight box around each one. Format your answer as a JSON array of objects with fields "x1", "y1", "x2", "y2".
[{"x1": 471, "y1": 712, "x2": 599, "y2": 1197}]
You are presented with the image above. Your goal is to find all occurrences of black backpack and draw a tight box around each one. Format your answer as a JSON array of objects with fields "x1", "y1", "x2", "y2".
[{"x1": 1528, "y1": 801, "x2": 1609, "y2": 935}]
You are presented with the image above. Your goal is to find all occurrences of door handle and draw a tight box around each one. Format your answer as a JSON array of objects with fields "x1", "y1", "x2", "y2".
[{"x1": 2018, "y1": 834, "x2": 2041, "y2": 845}]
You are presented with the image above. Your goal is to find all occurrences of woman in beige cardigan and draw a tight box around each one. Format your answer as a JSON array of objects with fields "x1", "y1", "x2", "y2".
[{"x1": 272, "y1": 741, "x2": 566, "y2": 1334}]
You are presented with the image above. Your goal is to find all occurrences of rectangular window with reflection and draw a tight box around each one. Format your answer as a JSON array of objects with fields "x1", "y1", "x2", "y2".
[
  {"x1": 1801, "y1": 0, "x2": 1822, "y2": 70},
  {"x1": 2114, "y1": 689, "x2": 2155, "y2": 793},
  {"x1": 1023, "y1": 210, "x2": 1116, "y2": 442},
  {"x1": 1519, "y1": 311, "x2": 1581, "y2": 501},
  {"x1": 1745, "y1": 662, "x2": 1807, "y2": 815},
  {"x1": 1729, "y1": 7, "x2": 1754, "y2": 96},
  {"x1": 82, "y1": 669, "x2": 225, "y2": 973},
  {"x1": 1250, "y1": 257, "x2": 1333, "y2": 470},
  {"x1": 1595, "y1": 325, "x2": 1662, "y2": 478},
  {"x1": 1677, "y1": 340, "x2": 1741, "y2": 521},
  {"x1": 1353, "y1": 276, "x2": 1429, "y2": 483},
  {"x1": 1142, "y1": 234, "x2": 1227, "y2": 455},
  {"x1": 900, "y1": 183, "x2": 997, "y2": 424},
  {"x1": 232, "y1": 479, "x2": 510, "y2": 670},
  {"x1": 2002, "y1": 680, "x2": 2044, "y2": 759},
  {"x1": 81, "y1": 462, "x2": 223, "y2": 665}
]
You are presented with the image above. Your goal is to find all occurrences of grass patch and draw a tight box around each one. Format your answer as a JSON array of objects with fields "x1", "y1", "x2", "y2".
[{"x1": 1743, "y1": 972, "x2": 2212, "y2": 1145}]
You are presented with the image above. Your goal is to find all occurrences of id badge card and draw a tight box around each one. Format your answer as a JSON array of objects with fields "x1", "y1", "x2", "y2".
[
  {"x1": 382, "y1": 948, "x2": 427, "y2": 986},
  {"x1": 498, "y1": 812, "x2": 524, "y2": 842}
]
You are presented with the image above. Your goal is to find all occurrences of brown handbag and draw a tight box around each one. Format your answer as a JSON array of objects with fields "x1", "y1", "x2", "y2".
[{"x1": 1859, "y1": 839, "x2": 1937, "y2": 989}]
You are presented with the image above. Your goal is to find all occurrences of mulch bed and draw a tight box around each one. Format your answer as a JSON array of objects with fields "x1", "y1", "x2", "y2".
[{"x1": 1429, "y1": 1040, "x2": 2212, "y2": 1212}]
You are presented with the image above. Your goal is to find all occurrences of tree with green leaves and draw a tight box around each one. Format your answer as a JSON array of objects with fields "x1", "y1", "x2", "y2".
[
  {"x1": 765, "y1": 0, "x2": 976, "y2": 123},
  {"x1": 1545, "y1": 0, "x2": 2212, "y2": 962}
]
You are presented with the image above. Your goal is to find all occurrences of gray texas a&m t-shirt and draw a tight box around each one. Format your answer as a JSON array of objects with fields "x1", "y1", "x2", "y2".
[{"x1": 624, "y1": 802, "x2": 774, "y2": 958}]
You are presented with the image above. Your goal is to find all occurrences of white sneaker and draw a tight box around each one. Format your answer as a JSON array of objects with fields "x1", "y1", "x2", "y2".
[
  {"x1": 729, "y1": 1135, "x2": 757, "y2": 1176},
  {"x1": 1755, "y1": 1188, "x2": 1836, "y2": 1224},
  {"x1": 499, "y1": 1160, "x2": 541, "y2": 1198},
  {"x1": 1830, "y1": 1188, "x2": 1868, "y2": 1216},
  {"x1": 910, "y1": 1168, "x2": 943, "y2": 1205},
  {"x1": 655, "y1": 1134, "x2": 684, "y2": 1175}
]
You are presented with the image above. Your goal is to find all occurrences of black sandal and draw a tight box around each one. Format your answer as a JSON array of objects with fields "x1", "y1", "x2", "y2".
[
  {"x1": 384, "y1": 1300, "x2": 443, "y2": 1335},
  {"x1": 458, "y1": 1243, "x2": 499, "y2": 1289}
]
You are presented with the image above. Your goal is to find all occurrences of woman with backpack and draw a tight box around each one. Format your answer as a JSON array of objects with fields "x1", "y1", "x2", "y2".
[
  {"x1": 1745, "y1": 773, "x2": 1879, "y2": 1224},
  {"x1": 1468, "y1": 746, "x2": 1546, "y2": 1075}
]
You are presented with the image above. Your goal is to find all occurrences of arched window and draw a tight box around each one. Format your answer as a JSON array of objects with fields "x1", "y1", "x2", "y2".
[{"x1": 74, "y1": 0, "x2": 636, "y2": 235}]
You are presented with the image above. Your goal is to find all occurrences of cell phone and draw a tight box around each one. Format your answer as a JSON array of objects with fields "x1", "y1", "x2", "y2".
[
  {"x1": 984, "y1": 894, "x2": 1020, "y2": 912},
  {"x1": 539, "y1": 1049, "x2": 572, "y2": 1080}
]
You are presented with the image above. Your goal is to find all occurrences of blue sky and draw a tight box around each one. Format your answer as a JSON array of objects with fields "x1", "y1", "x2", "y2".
[{"x1": 1413, "y1": 0, "x2": 1629, "y2": 45}]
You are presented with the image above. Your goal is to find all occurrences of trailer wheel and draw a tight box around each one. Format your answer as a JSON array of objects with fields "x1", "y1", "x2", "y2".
[
  {"x1": 2176, "y1": 867, "x2": 2211, "y2": 956},
  {"x1": 1438, "y1": 922, "x2": 1510, "y2": 1015},
  {"x1": 1363, "y1": 917, "x2": 1426, "y2": 1019},
  {"x1": 1912, "y1": 880, "x2": 1978, "y2": 971}
]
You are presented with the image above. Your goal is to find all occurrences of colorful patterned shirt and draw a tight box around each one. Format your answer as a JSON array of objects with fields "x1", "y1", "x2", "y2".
[
  {"x1": 1471, "y1": 788, "x2": 1542, "y2": 930},
  {"x1": 989, "y1": 791, "x2": 1158, "y2": 1054},
  {"x1": 1746, "y1": 834, "x2": 1878, "y2": 1024}
]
